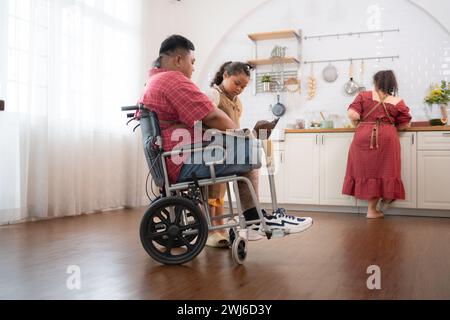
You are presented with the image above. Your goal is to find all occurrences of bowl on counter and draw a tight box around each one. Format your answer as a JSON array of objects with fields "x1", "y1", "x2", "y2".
[
  {"x1": 310, "y1": 121, "x2": 321, "y2": 128},
  {"x1": 320, "y1": 120, "x2": 334, "y2": 129}
]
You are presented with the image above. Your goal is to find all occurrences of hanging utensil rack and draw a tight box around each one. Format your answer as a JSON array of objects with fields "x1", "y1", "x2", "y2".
[
  {"x1": 255, "y1": 70, "x2": 299, "y2": 93},
  {"x1": 304, "y1": 28, "x2": 400, "y2": 40},
  {"x1": 247, "y1": 29, "x2": 302, "y2": 95},
  {"x1": 303, "y1": 55, "x2": 400, "y2": 65}
]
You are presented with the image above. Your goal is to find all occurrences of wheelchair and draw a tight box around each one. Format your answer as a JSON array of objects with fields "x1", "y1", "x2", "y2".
[{"x1": 122, "y1": 104, "x2": 282, "y2": 265}]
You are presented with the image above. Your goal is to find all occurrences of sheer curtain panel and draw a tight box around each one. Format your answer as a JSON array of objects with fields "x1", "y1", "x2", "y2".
[{"x1": 0, "y1": 0, "x2": 149, "y2": 224}]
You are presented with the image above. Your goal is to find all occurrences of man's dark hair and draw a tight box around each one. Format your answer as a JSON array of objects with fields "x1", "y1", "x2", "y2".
[
  {"x1": 153, "y1": 35, "x2": 195, "y2": 67},
  {"x1": 159, "y1": 35, "x2": 195, "y2": 55}
]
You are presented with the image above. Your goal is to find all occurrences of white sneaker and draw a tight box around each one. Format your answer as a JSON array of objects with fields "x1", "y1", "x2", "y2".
[
  {"x1": 228, "y1": 225, "x2": 264, "y2": 243},
  {"x1": 246, "y1": 225, "x2": 264, "y2": 241},
  {"x1": 263, "y1": 209, "x2": 313, "y2": 234}
]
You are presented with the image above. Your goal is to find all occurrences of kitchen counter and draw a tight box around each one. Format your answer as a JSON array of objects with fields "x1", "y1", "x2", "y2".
[
  {"x1": 267, "y1": 126, "x2": 450, "y2": 217},
  {"x1": 285, "y1": 126, "x2": 450, "y2": 134}
]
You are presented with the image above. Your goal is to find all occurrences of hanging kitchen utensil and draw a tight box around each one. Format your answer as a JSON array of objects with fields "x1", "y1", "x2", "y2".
[
  {"x1": 344, "y1": 60, "x2": 360, "y2": 96},
  {"x1": 322, "y1": 63, "x2": 338, "y2": 83},
  {"x1": 307, "y1": 63, "x2": 317, "y2": 100},
  {"x1": 284, "y1": 78, "x2": 301, "y2": 93},
  {"x1": 272, "y1": 95, "x2": 286, "y2": 117},
  {"x1": 358, "y1": 60, "x2": 366, "y2": 92},
  {"x1": 271, "y1": 46, "x2": 287, "y2": 59}
]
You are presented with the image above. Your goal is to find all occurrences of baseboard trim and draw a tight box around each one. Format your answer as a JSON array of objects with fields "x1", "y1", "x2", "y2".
[{"x1": 225, "y1": 202, "x2": 450, "y2": 218}]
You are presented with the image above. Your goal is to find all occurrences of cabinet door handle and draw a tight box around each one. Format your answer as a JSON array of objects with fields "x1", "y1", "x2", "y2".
[
  {"x1": 315, "y1": 135, "x2": 318, "y2": 145},
  {"x1": 443, "y1": 133, "x2": 450, "y2": 137},
  {"x1": 412, "y1": 134, "x2": 415, "y2": 145},
  {"x1": 322, "y1": 135, "x2": 325, "y2": 145}
]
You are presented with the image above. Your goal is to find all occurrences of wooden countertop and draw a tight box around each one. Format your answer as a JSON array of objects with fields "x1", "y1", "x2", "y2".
[{"x1": 285, "y1": 126, "x2": 450, "y2": 134}]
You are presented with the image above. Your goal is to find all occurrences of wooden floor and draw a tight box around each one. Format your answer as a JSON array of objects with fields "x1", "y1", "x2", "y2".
[{"x1": 1, "y1": 208, "x2": 449, "y2": 300}]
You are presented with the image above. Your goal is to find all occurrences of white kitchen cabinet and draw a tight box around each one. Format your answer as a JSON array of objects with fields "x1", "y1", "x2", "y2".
[
  {"x1": 283, "y1": 134, "x2": 320, "y2": 205},
  {"x1": 392, "y1": 132, "x2": 417, "y2": 209},
  {"x1": 417, "y1": 131, "x2": 450, "y2": 210},
  {"x1": 283, "y1": 132, "x2": 355, "y2": 206},
  {"x1": 319, "y1": 133, "x2": 356, "y2": 206},
  {"x1": 285, "y1": 132, "x2": 416, "y2": 208},
  {"x1": 418, "y1": 131, "x2": 450, "y2": 150},
  {"x1": 259, "y1": 143, "x2": 285, "y2": 205},
  {"x1": 418, "y1": 151, "x2": 450, "y2": 210}
]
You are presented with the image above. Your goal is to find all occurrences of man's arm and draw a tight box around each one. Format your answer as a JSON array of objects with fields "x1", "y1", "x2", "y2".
[{"x1": 202, "y1": 108, "x2": 238, "y2": 131}]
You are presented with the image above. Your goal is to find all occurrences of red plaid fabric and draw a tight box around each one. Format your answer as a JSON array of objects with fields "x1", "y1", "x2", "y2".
[
  {"x1": 139, "y1": 68, "x2": 214, "y2": 183},
  {"x1": 342, "y1": 91, "x2": 412, "y2": 200}
]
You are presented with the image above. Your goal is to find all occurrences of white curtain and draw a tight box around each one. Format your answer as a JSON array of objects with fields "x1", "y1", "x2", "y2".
[{"x1": 0, "y1": 0, "x2": 151, "y2": 225}]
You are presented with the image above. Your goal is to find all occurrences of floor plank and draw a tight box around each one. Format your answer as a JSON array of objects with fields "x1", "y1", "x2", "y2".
[{"x1": 1, "y1": 208, "x2": 449, "y2": 300}]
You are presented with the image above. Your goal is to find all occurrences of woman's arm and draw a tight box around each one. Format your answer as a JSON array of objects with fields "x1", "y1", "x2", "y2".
[
  {"x1": 397, "y1": 123, "x2": 411, "y2": 131},
  {"x1": 348, "y1": 109, "x2": 361, "y2": 121},
  {"x1": 348, "y1": 109, "x2": 361, "y2": 127},
  {"x1": 395, "y1": 100, "x2": 413, "y2": 131},
  {"x1": 347, "y1": 93, "x2": 364, "y2": 126}
]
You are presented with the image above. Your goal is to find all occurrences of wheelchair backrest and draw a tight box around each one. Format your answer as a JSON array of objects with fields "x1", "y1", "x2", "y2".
[{"x1": 139, "y1": 105, "x2": 166, "y2": 188}]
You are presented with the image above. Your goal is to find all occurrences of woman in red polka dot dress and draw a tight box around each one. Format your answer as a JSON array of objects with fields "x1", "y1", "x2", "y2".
[{"x1": 342, "y1": 70, "x2": 412, "y2": 219}]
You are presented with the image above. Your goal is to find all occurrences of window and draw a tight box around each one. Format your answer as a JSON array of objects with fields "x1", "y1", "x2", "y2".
[{"x1": 4, "y1": 0, "x2": 143, "y2": 127}]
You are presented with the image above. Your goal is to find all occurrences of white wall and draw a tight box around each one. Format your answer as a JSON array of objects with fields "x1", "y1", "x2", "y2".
[
  {"x1": 143, "y1": 0, "x2": 450, "y2": 132},
  {"x1": 0, "y1": 0, "x2": 8, "y2": 101},
  {"x1": 143, "y1": 0, "x2": 267, "y2": 77},
  {"x1": 409, "y1": 0, "x2": 450, "y2": 33}
]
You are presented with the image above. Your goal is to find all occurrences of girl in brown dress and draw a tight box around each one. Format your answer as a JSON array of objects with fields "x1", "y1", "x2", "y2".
[{"x1": 205, "y1": 61, "x2": 255, "y2": 247}]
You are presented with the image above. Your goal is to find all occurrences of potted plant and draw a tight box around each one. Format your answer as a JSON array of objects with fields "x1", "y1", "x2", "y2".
[
  {"x1": 425, "y1": 80, "x2": 450, "y2": 126},
  {"x1": 261, "y1": 74, "x2": 272, "y2": 92}
]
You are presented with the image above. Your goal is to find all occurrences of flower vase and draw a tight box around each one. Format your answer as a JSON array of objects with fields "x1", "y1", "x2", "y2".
[
  {"x1": 440, "y1": 104, "x2": 448, "y2": 125},
  {"x1": 428, "y1": 104, "x2": 448, "y2": 126}
]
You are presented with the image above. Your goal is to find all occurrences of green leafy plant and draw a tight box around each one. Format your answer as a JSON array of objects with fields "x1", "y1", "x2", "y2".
[
  {"x1": 425, "y1": 80, "x2": 450, "y2": 105},
  {"x1": 261, "y1": 74, "x2": 272, "y2": 83}
]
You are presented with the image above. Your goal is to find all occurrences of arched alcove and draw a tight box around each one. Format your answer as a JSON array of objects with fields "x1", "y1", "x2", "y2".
[{"x1": 198, "y1": 0, "x2": 450, "y2": 128}]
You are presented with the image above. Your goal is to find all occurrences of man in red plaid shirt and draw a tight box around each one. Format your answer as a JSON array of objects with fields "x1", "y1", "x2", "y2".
[{"x1": 139, "y1": 35, "x2": 313, "y2": 239}]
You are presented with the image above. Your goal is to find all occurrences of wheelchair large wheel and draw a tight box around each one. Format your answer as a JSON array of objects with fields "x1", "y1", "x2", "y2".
[
  {"x1": 140, "y1": 196, "x2": 208, "y2": 265},
  {"x1": 148, "y1": 196, "x2": 197, "y2": 247}
]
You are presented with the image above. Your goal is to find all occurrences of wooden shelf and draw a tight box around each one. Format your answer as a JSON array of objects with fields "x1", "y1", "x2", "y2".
[
  {"x1": 248, "y1": 57, "x2": 300, "y2": 66},
  {"x1": 248, "y1": 30, "x2": 301, "y2": 41}
]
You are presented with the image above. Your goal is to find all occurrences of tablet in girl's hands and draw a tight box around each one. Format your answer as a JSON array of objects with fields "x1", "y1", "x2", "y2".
[{"x1": 253, "y1": 118, "x2": 280, "y2": 140}]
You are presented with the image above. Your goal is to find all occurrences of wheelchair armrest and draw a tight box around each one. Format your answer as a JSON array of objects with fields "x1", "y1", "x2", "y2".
[
  {"x1": 208, "y1": 128, "x2": 255, "y2": 139},
  {"x1": 162, "y1": 144, "x2": 226, "y2": 162}
]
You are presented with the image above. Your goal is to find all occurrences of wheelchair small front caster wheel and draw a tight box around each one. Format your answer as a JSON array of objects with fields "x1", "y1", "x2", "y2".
[
  {"x1": 228, "y1": 227, "x2": 236, "y2": 247},
  {"x1": 232, "y1": 237, "x2": 247, "y2": 265}
]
